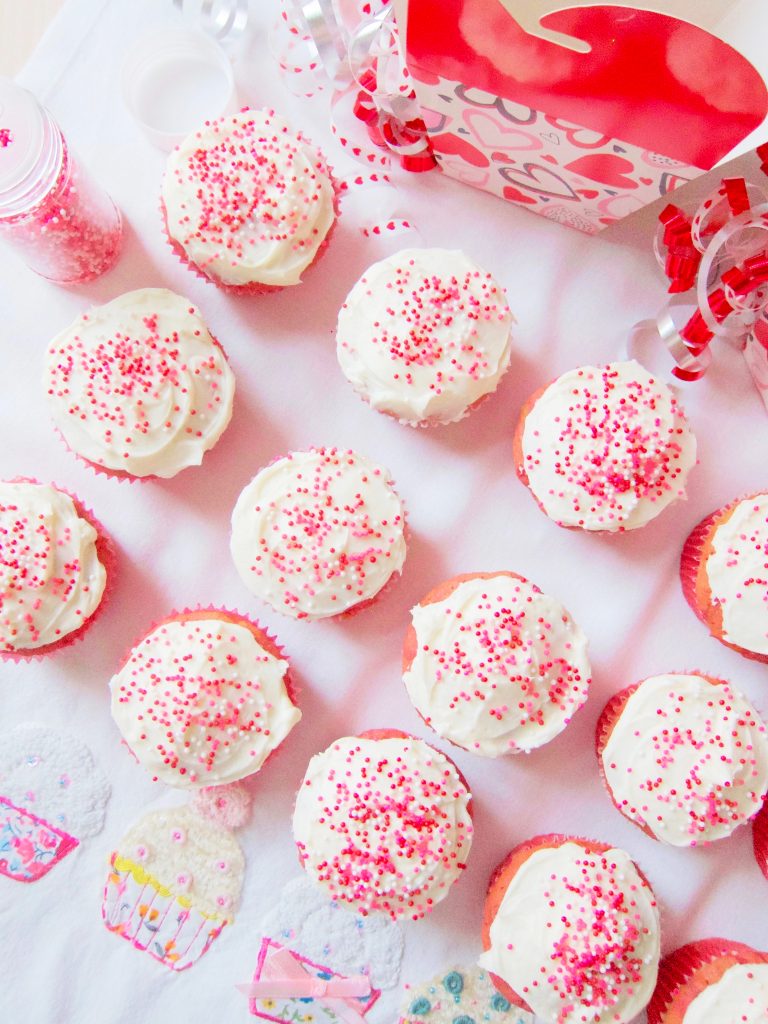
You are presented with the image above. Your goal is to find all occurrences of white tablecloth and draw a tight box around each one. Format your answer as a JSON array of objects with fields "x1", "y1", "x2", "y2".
[{"x1": 2, "y1": 2, "x2": 767, "y2": 1022}]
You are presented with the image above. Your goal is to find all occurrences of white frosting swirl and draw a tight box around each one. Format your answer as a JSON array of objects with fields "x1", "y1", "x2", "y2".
[
  {"x1": 681, "y1": 963, "x2": 768, "y2": 1024},
  {"x1": 292, "y1": 734, "x2": 473, "y2": 920},
  {"x1": 479, "y1": 841, "x2": 660, "y2": 1024},
  {"x1": 600, "y1": 673, "x2": 768, "y2": 846},
  {"x1": 0, "y1": 480, "x2": 107, "y2": 652},
  {"x1": 337, "y1": 249, "x2": 513, "y2": 425},
  {"x1": 230, "y1": 447, "x2": 407, "y2": 620},
  {"x1": 110, "y1": 615, "x2": 301, "y2": 788},
  {"x1": 116, "y1": 806, "x2": 244, "y2": 920},
  {"x1": 403, "y1": 574, "x2": 590, "y2": 756},
  {"x1": 162, "y1": 109, "x2": 336, "y2": 287},
  {"x1": 44, "y1": 289, "x2": 235, "y2": 479},
  {"x1": 518, "y1": 360, "x2": 696, "y2": 531},
  {"x1": 705, "y1": 494, "x2": 768, "y2": 655}
]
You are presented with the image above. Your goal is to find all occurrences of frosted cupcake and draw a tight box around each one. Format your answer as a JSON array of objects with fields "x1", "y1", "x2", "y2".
[
  {"x1": 480, "y1": 834, "x2": 661, "y2": 1024},
  {"x1": 230, "y1": 447, "x2": 407, "y2": 620},
  {"x1": 596, "y1": 673, "x2": 768, "y2": 846},
  {"x1": 337, "y1": 249, "x2": 513, "y2": 426},
  {"x1": 403, "y1": 572, "x2": 590, "y2": 756},
  {"x1": 0, "y1": 479, "x2": 109, "y2": 657},
  {"x1": 293, "y1": 730, "x2": 473, "y2": 921},
  {"x1": 44, "y1": 288, "x2": 235, "y2": 479},
  {"x1": 647, "y1": 938, "x2": 768, "y2": 1024},
  {"x1": 102, "y1": 804, "x2": 244, "y2": 970},
  {"x1": 162, "y1": 109, "x2": 337, "y2": 291},
  {"x1": 110, "y1": 610, "x2": 301, "y2": 787},
  {"x1": 680, "y1": 493, "x2": 768, "y2": 662},
  {"x1": 513, "y1": 360, "x2": 696, "y2": 532}
]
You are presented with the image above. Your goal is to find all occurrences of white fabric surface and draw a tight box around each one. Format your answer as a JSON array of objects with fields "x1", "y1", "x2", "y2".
[{"x1": 2, "y1": 2, "x2": 767, "y2": 1022}]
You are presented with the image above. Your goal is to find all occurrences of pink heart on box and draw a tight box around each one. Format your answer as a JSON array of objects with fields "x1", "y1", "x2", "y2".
[
  {"x1": 499, "y1": 163, "x2": 579, "y2": 201},
  {"x1": 463, "y1": 109, "x2": 542, "y2": 153},
  {"x1": 565, "y1": 154, "x2": 639, "y2": 189},
  {"x1": 437, "y1": 155, "x2": 491, "y2": 187}
]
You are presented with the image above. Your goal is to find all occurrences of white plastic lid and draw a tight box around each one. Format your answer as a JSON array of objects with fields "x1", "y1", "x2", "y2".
[
  {"x1": 0, "y1": 78, "x2": 47, "y2": 197},
  {"x1": 121, "y1": 27, "x2": 236, "y2": 151}
]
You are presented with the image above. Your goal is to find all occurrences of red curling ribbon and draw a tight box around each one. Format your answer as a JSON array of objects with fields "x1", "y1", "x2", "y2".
[{"x1": 638, "y1": 163, "x2": 768, "y2": 398}]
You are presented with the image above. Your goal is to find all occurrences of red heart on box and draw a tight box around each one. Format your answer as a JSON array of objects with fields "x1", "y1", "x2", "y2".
[
  {"x1": 565, "y1": 154, "x2": 638, "y2": 189},
  {"x1": 502, "y1": 185, "x2": 538, "y2": 204},
  {"x1": 430, "y1": 132, "x2": 490, "y2": 167}
]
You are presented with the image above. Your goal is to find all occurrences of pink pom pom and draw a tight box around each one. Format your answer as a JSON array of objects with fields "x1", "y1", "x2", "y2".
[{"x1": 190, "y1": 783, "x2": 252, "y2": 829}]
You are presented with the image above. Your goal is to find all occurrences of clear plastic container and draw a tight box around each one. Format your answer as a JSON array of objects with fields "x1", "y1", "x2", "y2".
[{"x1": 0, "y1": 79, "x2": 122, "y2": 284}]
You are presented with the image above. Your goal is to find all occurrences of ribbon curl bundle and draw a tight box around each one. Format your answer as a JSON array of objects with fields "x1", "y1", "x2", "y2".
[
  {"x1": 635, "y1": 144, "x2": 768, "y2": 411},
  {"x1": 271, "y1": 0, "x2": 435, "y2": 172}
]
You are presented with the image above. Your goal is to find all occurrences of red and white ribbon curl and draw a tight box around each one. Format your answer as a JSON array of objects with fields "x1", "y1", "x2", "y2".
[{"x1": 633, "y1": 143, "x2": 768, "y2": 411}]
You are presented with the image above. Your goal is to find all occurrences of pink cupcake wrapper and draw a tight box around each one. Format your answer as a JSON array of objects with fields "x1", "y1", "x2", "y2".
[
  {"x1": 1, "y1": 477, "x2": 116, "y2": 662},
  {"x1": 753, "y1": 798, "x2": 768, "y2": 883},
  {"x1": 680, "y1": 494, "x2": 768, "y2": 664},
  {"x1": 647, "y1": 938, "x2": 768, "y2": 1024}
]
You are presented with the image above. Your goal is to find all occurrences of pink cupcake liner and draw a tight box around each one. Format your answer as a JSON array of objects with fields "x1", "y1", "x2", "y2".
[
  {"x1": 680, "y1": 495, "x2": 768, "y2": 664},
  {"x1": 647, "y1": 938, "x2": 768, "y2": 1024},
  {"x1": 160, "y1": 120, "x2": 341, "y2": 295},
  {"x1": 1, "y1": 478, "x2": 116, "y2": 662},
  {"x1": 113, "y1": 605, "x2": 299, "y2": 788},
  {"x1": 753, "y1": 797, "x2": 768, "y2": 883}
]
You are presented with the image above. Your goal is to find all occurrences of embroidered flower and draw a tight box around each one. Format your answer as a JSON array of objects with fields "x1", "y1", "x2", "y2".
[
  {"x1": 444, "y1": 971, "x2": 464, "y2": 1000},
  {"x1": 175, "y1": 871, "x2": 193, "y2": 892},
  {"x1": 215, "y1": 859, "x2": 229, "y2": 873},
  {"x1": 410, "y1": 997, "x2": 431, "y2": 1015},
  {"x1": 134, "y1": 844, "x2": 150, "y2": 862},
  {"x1": 215, "y1": 893, "x2": 232, "y2": 909},
  {"x1": 171, "y1": 827, "x2": 186, "y2": 844},
  {"x1": 490, "y1": 993, "x2": 511, "y2": 1013}
]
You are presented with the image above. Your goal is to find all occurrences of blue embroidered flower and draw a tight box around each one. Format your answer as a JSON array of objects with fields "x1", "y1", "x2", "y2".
[
  {"x1": 453, "y1": 1016, "x2": 476, "y2": 1024},
  {"x1": 409, "y1": 997, "x2": 432, "y2": 1015},
  {"x1": 443, "y1": 972, "x2": 464, "y2": 1002},
  {"x1": 491, "y1": 994, "x2": 511, "y2": 1013}
]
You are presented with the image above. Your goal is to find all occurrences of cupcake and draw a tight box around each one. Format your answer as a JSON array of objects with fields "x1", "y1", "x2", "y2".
[
  {"x1": 402, "y1": 572, "x2": 591, "y2": 756},
  {"x1": 680, "y1": 492, "x2": 768, "y2": 662},
  {"x1": 336, "y1": 248, "x2": 513, "y2": 426},
  {"x1": 292, "y1": 730, "x2": 474, "y2": 920},
  {"x1": 110, "y1": 610, "x2": 301, "y2": 787},
  {"x1": 0, "y1": 479, "x2": 110, "y2": 657},
  {"x1": 0, "y1": 724, "x2": 110, "y2": 882},
  {"x1": 102, "y1": 804, "x2": 244, "y2": 970},
  {"x1": 44, "y1": 288, "x2": 235, "y2": 479},
  {"x1": 230, "y1": 447, "x2": 407, "y2": 620},
  {"x1": 479, "y1": 834, "x2": 661, "y2": 1024},
  {"x1": 161, "y1": 108, "x2": 337, "y2": 291},
  {"x1": 513, "y1": 359, "x2": 696, "y2": 532},
  {"x1": 596, "y1": 673, "x2": 768, "y2": 846},
  {"x1": 647, "y1": 938, "x2": 768, "y2": 1023}
]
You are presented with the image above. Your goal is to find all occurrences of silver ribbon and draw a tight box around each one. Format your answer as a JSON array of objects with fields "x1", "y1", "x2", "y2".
[{"x1": 173, "y1": 0, "x2": 250, "y2": 43}]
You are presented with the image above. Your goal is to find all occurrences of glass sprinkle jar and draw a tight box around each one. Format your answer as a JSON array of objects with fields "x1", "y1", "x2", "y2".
[{"x1": 0, "y1": 78, "x2": 122, "y2": 284}]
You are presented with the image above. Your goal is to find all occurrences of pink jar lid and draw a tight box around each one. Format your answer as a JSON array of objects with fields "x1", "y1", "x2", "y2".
[{"x1": 0, "y1": 79, "x2": 48, "y2": 201}]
